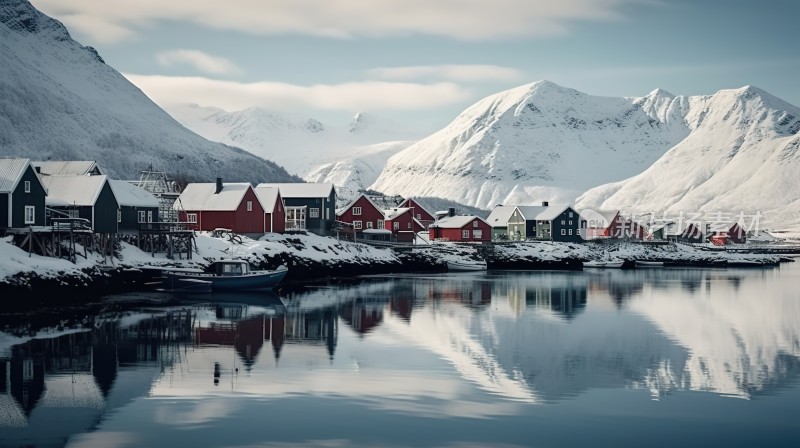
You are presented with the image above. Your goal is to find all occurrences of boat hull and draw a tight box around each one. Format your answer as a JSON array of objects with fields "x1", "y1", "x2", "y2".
[
  {"x1": 583, "y1": 260, "x2": 624, "y2": 269},
  {"x1": 164, "y1": 267, "x2": 288, "y2": 291},
  {"x1": 635, "y1": 261, "x2": 664, "y2": 267},
  {"x1": 447, "y1": 260, "x2": 487, "y2": 272}
]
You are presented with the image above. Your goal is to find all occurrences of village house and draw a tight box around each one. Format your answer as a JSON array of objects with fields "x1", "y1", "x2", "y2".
[
  {"x1": 678, "y1": 222, "x2": 706, "y2": 244},
  {"x1": 507, "y1": 202, "x2": 585, "y2": 242},
  {"x1": 175, "y1": 179, "x2": 265, "y2": 237},
  {"x1": 706, "y1": 221, "x2": 747, "y2": 245},
  {"x1": 258, "y1": 183, "x2": 336, "y2": 236},
  {"x1": 582, "y1": 210, "x2": 647, "y2": 240},
  {"x1": 383, "y1": 207, "x2": 425, "y2": 242},
  {"x1": 485, "y1": 205, "x2": 517, "y2": 240},
  {"x1": 109, "y1": 179, "x2": 160, "y2": 235},
  {"x1": 337, "y1": 193, "x2": 386, "y2": 238},
  {"x1": 397, "y1": 197, "x2": 436, "y2": 228},
  {"x1": 429, "y1": 214, "x2": 491, "y2": 242},
  {"x1": 0, "y1": 158, "x2": 47, "y2": 233},
  {"x1": 253, "y1": 185, "x2": 286, "y2": 234},
  {"x1": 32, "y1": 160, "x2": 102, "y2": 176},
  {"x1": 40, "y1": 175, "x2": 119, "y2": 233}
]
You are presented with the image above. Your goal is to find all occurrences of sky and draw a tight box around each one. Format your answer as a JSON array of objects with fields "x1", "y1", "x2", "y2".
[{"x1": 30, "y1": 0, "x2": 800, "y2": 132}]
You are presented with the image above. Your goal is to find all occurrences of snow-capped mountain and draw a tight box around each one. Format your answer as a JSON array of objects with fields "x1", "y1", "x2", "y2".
[
  {"x1": 0, "y1": 0, "x2": 296, "y2": 182},
  {"x1": 370, "y1": 81, "x2": 690, "y2": 209},
  {"x1": 167, "y1": 104, "x2": 421, "y2": 198},
  {"x1": 577, "y1": 86, "x2": 800, "y2": 227}
]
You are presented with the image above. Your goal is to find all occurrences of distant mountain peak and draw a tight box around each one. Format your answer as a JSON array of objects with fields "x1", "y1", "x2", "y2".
[{"x1": 1, "y1": 0, "x2": 68, "y2": 38}]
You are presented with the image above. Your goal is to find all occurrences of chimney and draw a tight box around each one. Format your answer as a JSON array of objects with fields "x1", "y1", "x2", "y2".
[
  {"x1": 215, "y1": 177, "x2": 223, "y2": 194},
  {"x1": 448, "y1": 207, "x2": 456, "y2": 217},
  {"x1": 34, "y1": 166, "x2": 41, "y2": 174},
  {"x1": 541, "y1": 201, "x2": 549, "y2": 207}
]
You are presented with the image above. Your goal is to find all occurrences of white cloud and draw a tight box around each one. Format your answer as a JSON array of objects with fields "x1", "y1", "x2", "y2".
[
  {"x1": 156, "y1": 50, "x2": 243, "y2": 75},
  {"x1": 32, "y1": 0, "x2": 646, "y2": 43},
  {"x1": 124, "y1": 74, "x2": 472, "y2": 112},
  {"x1": 369, "y1": 65, "x2": 523, "y2": 82}
]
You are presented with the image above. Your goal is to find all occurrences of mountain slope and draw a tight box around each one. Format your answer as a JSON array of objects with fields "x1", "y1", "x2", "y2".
[
  {"x1": 0, "y1": 0, "x2": 296, "y2": 182},
  {"x1": 577, "y1": 86, "x2": 800, "y2": 227},
  {"x1": 369, "y1": 81, "x2": 690, "y2": 209},
  {"x1": 167, "y1": 104, "x2": 421, "y2": 195}
]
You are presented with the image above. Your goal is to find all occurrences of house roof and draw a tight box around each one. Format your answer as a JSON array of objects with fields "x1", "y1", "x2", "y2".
[
  {"x1": 41, "y1": 175, "x2": 109, "y2": 207},
  {"x1": 383, "y1": 207, "x2": 411, "y2": 220},
  {"x1": 257, "y1": 182, "x2": 333, "y2": 199},
  {"x1": 175, "y1": 183, "x2": 251, "y2": 211},
  {"x1": 516, "y1": 205, "x2": 572, "y2": 222},
  {"x1": 32, "y1": 160, "x2": 100, "y2": 176},
  {"x1": 580, "y1": 209, "x2": 620, "y2": 227},
  {"x1": 399, "y1": 197, "x2": 435, "y2": 218},
  {"x1": 0, "y1": 158, "x2": 32, "y2": 193},
  {"x1": 431, "y1": 215, "x2": 487, "y2": 229},
  {"x1": 485, "y1": 205, "x2": 516, "y2": 228},
  {"x1": 338, "y1": 193, "x2": 383, "y2": 217},
  {"x1": 109, "y1": 180, "x2": 159, "y2": 208},
  {"x1": 253, "y1": 185, "x2": 281, "y2": 211}
]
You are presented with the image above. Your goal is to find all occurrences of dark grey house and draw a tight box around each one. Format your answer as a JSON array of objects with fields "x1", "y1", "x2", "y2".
[
  {"x1": 41, "y1": 175, "x2": 119, "y2": 233},
  {"x1": 508, "y1": 202, "x2": 585, "y2": 242},
  {"x1": 109, "y1": 180, "x2": 160, "y2": 235},
  {"x1": 0, "y1": 158, "x2": 47, "y2": 233},
  {"x1": 257, "y1": 183, "x2": 336, "y2": 236}
]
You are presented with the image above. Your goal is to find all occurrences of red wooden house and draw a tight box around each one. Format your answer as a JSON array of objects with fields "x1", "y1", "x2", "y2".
[
  {"x1": 254, "y1": 185, "x2": 285, "y2": 233},
  {"x1": 337, "y1": 194, "x2": 386, "y2": 233},
  {"x1": 383, "y1": 207, "x2": 426, "y2": 242},
  {"x1": 398, "y1": 197, "x2": 436, "y2": 228},
  {"x1": 604, "y1": 211, "x2": 647, "y2": 239},
  {"x1": 707, "y1": 221, "x2": 746, "y2": 245},
  {"x1": 429, "y1": 215, "x2": 491, "y2": 242},
  {"x1": 175, "y1": 178, "x2": 265, "y2": 236},
  {"x1": 678, "y1": 222, "x2": 706, "y2": 244}
]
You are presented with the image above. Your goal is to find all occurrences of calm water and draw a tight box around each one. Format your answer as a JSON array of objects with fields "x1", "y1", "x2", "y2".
[{"x1": 2, "y1": 264, "x2": 800, "y2": 447}]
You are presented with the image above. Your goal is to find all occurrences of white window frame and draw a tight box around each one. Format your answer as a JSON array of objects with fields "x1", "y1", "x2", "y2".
[
  {"x1": 569, "y1": 229, "x2": 573, "y2": 235},
  {"x1": 147, "y1": 211, "x2": 153, "y2": 223},
  {"x1": 561, "y1": 229, "x2": 566, "y2": 235},
  {"x1": 354, "y1": 220, "x2": 362, "y2": 230},
  {"x1": 24, "y1": 205, "x2": 35, "y2": 224},
  {"x1": 377, "y1": 220, "x2": 384, "y2": 229},
  {"x1": 246, "y1": 200, "x2": 253, "y2": 212},
  {"x1": 138, "y1": 210, "x2": 146, "y2": 223},
  {"x1": 117, "y1": 209, "x2": 122, "y2": 223},
  {"x1": 416, "y1": 213, "x2": 421, "y2": 220},
  {"x1": 569, "y1": 220, "x2": 573, "y2": 225},
  {"x1": 473, "y1": 221, "x2": 478, "y2": 228},
  {"x1": 24, "y1": 181, "x2": 30, "y2": 193},
  {"x1": 462, "y1": 229, "x2": 470, "y2": 239},
  {"x1": 187, "y1": 213, "x2": 197, "y2": 223},
  {"x1": 285, "y1": 207, "x2": 306, "y2": 230},
  {"x1": 393, "y1": 221, "x2": 399, "y2": 230},
  {"x1": 561, "y1": 220, "x2": 566, "y2": 225},
  {"x1": 473, "y1": 229, "x2": 483, "y2": 239},
  {"x1": 408, "y1": 222, "x2": 412, "y2": 229},
  {"x1": 310, "y1": 208, "x2": 320, "y2": 218},
  {"x1": 353, "y1": 206, "x2": 362, "y2": 216},
  {"x1": 569, "y1": 211, "x2": 574, "y2": 218},
  {"x1": 366, "y1": 221, "x2": 373, "y2": 229}
]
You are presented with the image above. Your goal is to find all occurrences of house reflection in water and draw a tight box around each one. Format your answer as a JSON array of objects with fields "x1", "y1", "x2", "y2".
[{"x1": 427, "y1": 280, "x2": 492, "y2": 309}]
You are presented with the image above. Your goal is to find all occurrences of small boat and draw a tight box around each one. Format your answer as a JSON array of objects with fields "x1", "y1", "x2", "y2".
[
  {"x1": 447, "y1": 259, "x2": 488, "y2": 271},
  {"x1": 162, "y1": 259, "x2": 288, "y2": 291},
  {"x1": 583, "y1": 260, "x2": 624, "y2": 269},
  {"x1": 635, "y1": 260, "x2": 664, "y2": 268}
]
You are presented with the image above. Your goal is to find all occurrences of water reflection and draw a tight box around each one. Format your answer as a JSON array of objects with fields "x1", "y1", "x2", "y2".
[{"x1": 0, "y1": 265, "x2": 799, "y2": 444}]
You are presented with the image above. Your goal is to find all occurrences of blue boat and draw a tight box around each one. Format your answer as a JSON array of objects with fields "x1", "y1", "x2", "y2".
[{"x1": 162, "y1": 260, "x2": 288, "y2": 292}]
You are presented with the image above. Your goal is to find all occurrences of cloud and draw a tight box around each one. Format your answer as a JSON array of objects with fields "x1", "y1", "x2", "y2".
[
  {"x1": 32, "y1": 0, "x2": 646, "y2": 43},
  {"x1": 124, "y1": 74, "x2": 472, "y2": 112},
  {"x1": 369, "y1": 64, "x2": 523, "y2": 82},
  {"x1": 156, "y1": 50, "x2": 243, "y2": 75}
]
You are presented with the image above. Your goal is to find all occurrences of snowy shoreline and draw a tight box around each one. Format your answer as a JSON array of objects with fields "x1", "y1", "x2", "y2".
[{"x1": 0, "y1": 233, "x2": 787, "y2": 305}]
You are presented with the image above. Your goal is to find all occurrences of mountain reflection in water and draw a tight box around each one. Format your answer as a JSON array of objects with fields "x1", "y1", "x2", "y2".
[{"x1": 1, "y1": 265, "x2": 798, "y2": 446}]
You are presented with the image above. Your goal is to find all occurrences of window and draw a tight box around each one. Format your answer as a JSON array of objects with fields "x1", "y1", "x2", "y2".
[
  {"x1": 24, "y1": 181, "x2": 30, "y2": 193},
  {"x1": 354, "y1": 220, "x2": 362, "y2": 230},
  {"x1": 310, "y1": 208, "x2": 320, "y2": 218},
  {"x1": 366, "y1": 221, "x2": 373, "y2": 229},
  {"x1": 353, "y1": 206, "x2": 362, "y2": 216},
  {"x1": 473, "y1": 221, "x2": 478, "y2": 228},
  {"x1": 68, "y1": 209, "x2": 79, "y2": 219},
  {"x1": 246, "y1": 200, "x2": 253, "y2": 212},
  {"x1": 416, "y1": 213, "x2": 421, "y2": 219},
  {"x1": 407, "y1": 222, "x2": 412, "y2": 229},
  {"x1": 569, "y1": 229, "x2": 573, "y2": 235},
  {"x1": 473, "y1": 229, "x2": 483, "y2": 239},
  {"x1": 147, "y1": 211, "x2": 153, "y2": 223},
  {"x1": 569, "y1": 220, "x2": 573, "y2": 225},
  {"x1": 326, "y1": 208, "x2": 330, "y2": 220},
  {"x1": 569, "y1": 211, "x2": 573, "y2": 218},
  {"x1": 393, "y1": 222, "x2": 399, "y2": 230},
  {"x1": 377, "y1": 220, "x2": 384, "y2": 229},
  {"x1": 561, "y1": 229, "x2": 566, "y2": 235},
  {"x1": 285, "y1": 207, "x2": 306, "y2": 230},
  {"x1": 138, "y1": 211, "x2": 146, "y2": 223},
  {"x1": 561, "y1": 220, "x2": 565, "y2": 225},
  {"x1": 462, "y1": 230, "x2": 470, "y2": 239},
  {"x1": 187, "y1": 213, "x2": 197, "y2": 223},
  {"x1": 117, "y1": 209, "x2": 121, "y2": 222},
  {"x1": 24, "y1": 206, "x2": 35, "y2": 224}
]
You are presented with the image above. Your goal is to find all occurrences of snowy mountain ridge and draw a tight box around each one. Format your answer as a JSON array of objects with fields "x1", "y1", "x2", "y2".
[{"x1": 0, "y1": 0, "x2": 296, "y2": 182}]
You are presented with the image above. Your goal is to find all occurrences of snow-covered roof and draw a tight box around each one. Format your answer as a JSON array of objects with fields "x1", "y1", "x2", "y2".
[
  {"x1": 253, "y1": 185, "x2": 281, "y2": 211},
  {"x1": 399, "y1": 197, "x2": 435, "y2": 217},
  {"x1": 109, "y1": 180, "x2": 159, "y2": 208},
  {"x1": 0, "y1": 158, "x2": 31, "y2": 193},
  {"x1": 39, "y1": 374, "x2": 105, "y2": 409},
  {"x1": 338, "y1": 193, "x2": 383, "y2": 217},
  {"x1": 383, "y1": 207, "x2": 411, "y2": 220},
  {"x1": 362, "y1": 228, "x2": 392, "y2": 234},
  {"x1": 257, "y1": 182, "x2": 333, "y2": 199},
  {"x1": 175, "y1": 183, "x2": 251, "y2": 211},
  {"x1": 32, "y1": 160, "x2": 100, "y2": 176},
  {"x1": 432, "y1": 215, "x2": 487, "y2": 229},
  {"x1": 580, "y1": 209, "x2": 619, "y2": 227},
  {"x1": 41, "y1": 175, "x2": 109, "y2": 207},
  {"x1": 485, "y1": 205, "x2": 516, "y2": 228},
  {"x1": 516, "y1": 205, "x2": 572, "y2": 222}
]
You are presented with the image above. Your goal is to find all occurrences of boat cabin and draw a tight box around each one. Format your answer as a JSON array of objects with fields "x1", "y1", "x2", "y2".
[{"x1": 213, "y1": 260, "x2": 252, "y2": 276}]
